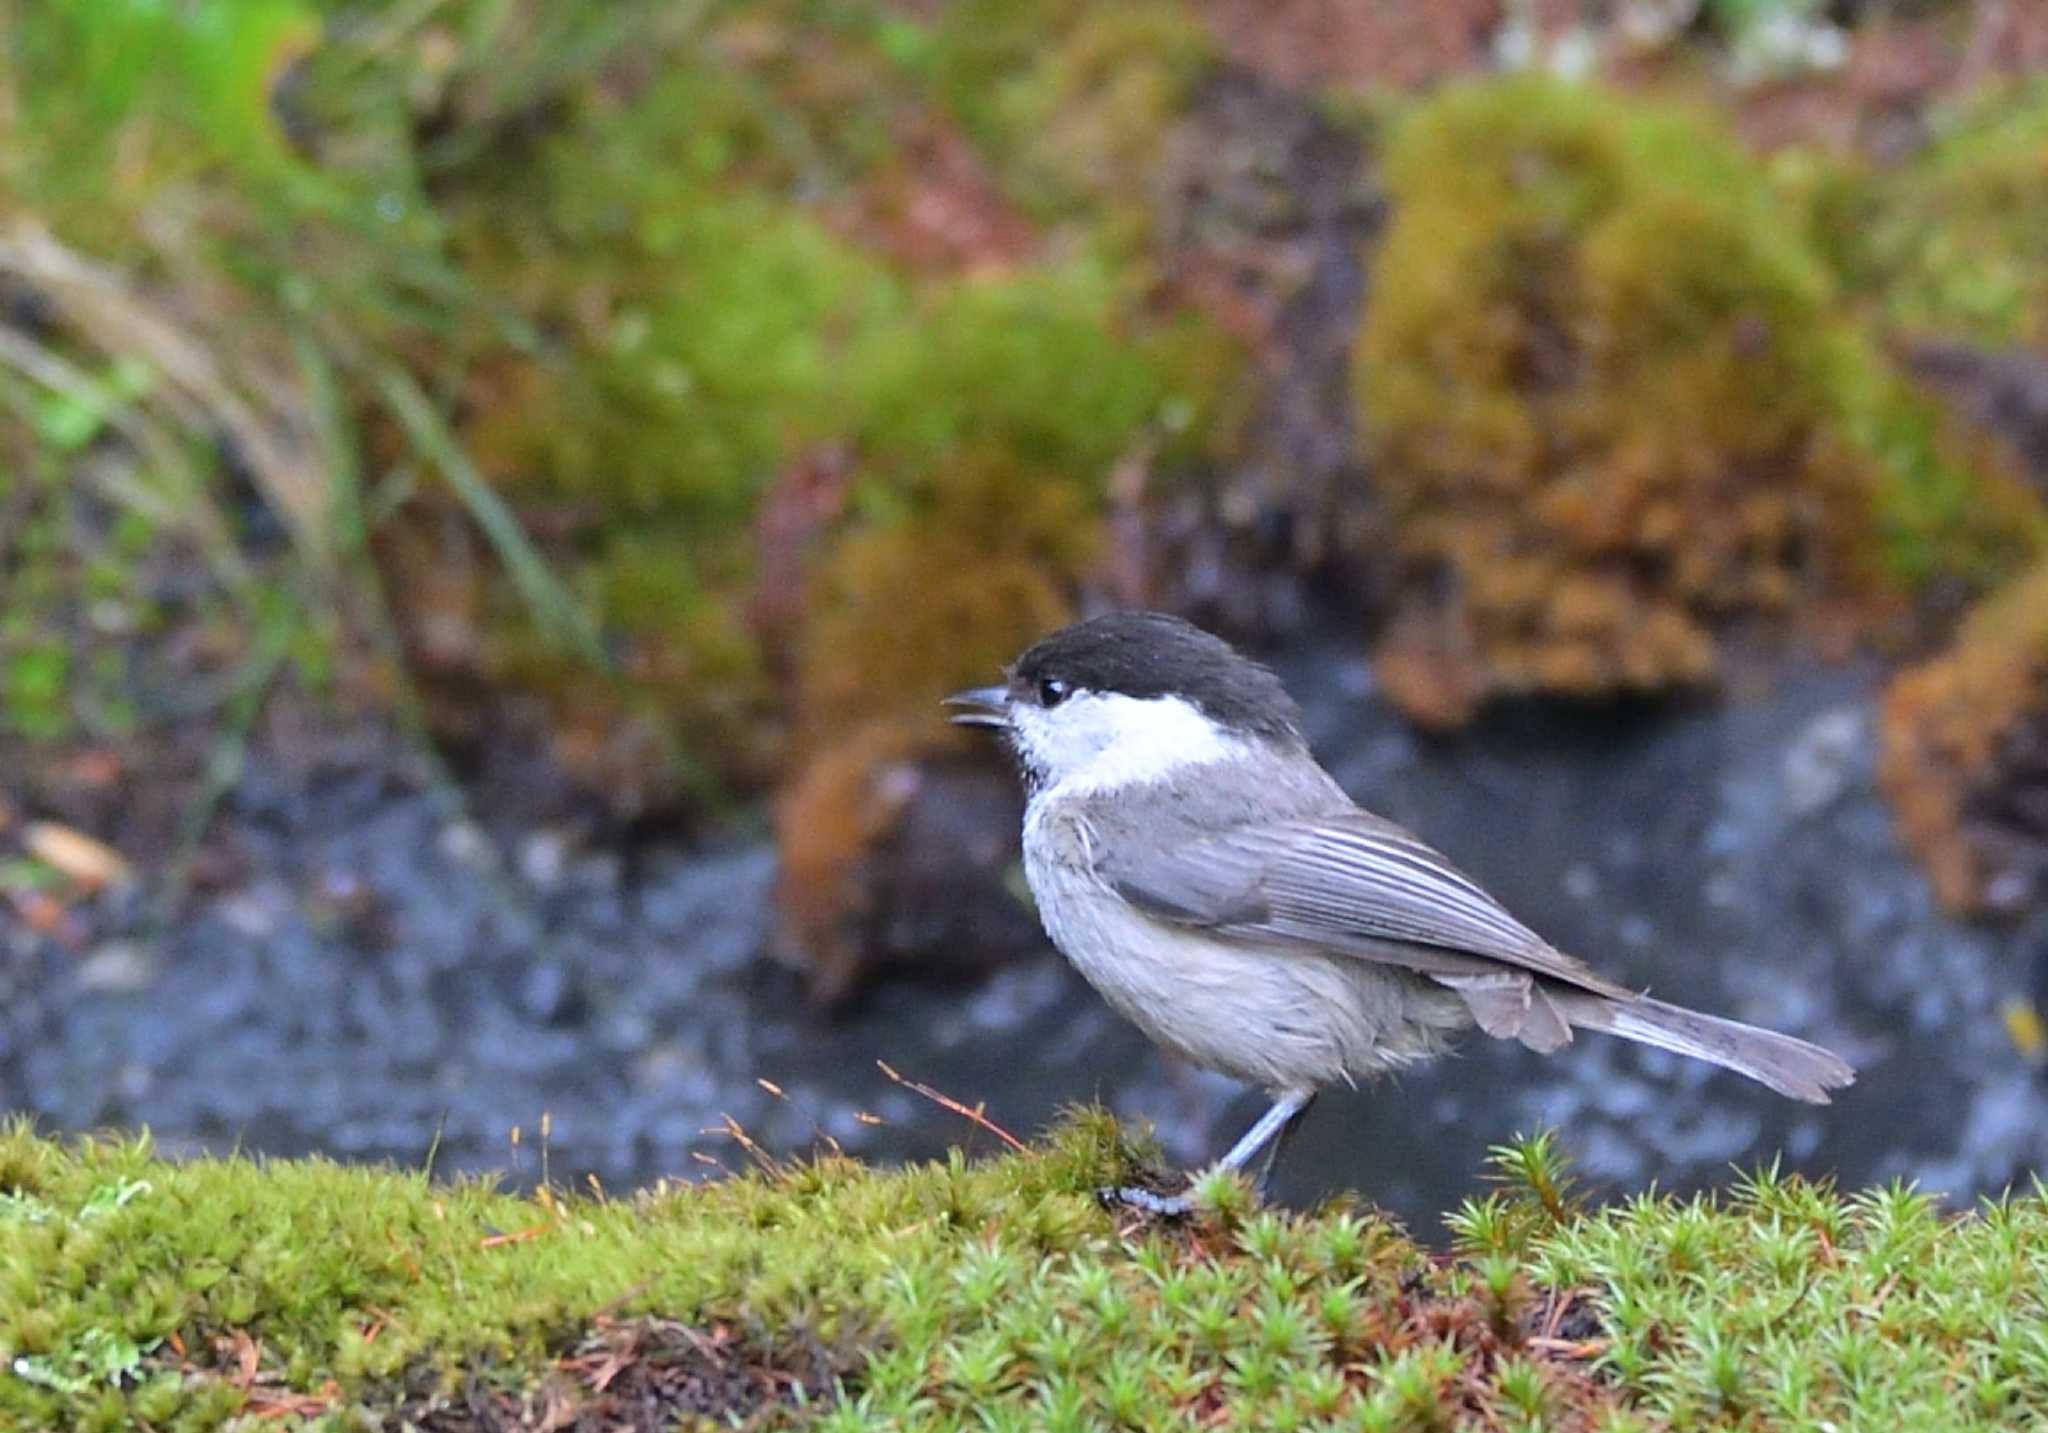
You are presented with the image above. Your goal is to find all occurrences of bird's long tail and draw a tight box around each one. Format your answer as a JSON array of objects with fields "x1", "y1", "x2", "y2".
[{"x1": 1552, "y1": 992, "x2": 1854, "y2": 1104}]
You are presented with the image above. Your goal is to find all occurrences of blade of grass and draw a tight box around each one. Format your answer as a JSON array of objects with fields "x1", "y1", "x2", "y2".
[
  {"x1": 0, "y1": 323, "x2": 248, "y2": 588},
  {"x1": 370, "y1": 361, "x2": 611, "y2": 673},
  {"x1": 292, "y1": 328, "x2": 465, "y2": 814}
]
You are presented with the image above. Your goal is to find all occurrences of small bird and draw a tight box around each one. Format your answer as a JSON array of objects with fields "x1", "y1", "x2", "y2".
[{"x1": 947, "y1": 610, "x2": 1853, "y2": 1214}]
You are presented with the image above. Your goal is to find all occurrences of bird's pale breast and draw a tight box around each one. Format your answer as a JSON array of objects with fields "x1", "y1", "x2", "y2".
[{"x1": 1022, "y1": 793, "x2": 1467, "y2": 1092}]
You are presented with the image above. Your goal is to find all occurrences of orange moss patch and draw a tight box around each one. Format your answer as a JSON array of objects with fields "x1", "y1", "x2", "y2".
[
  {"x1": 773, "y1": 721, "x2": 930, "y2": 1004},
  {"x1": 772, "y1": 455, "x2": 1089, "y2": 994},
  {"x1": 1880, "y1": 561, "x2": 2048, "y2": 917},
  {"x1": 789, "y1": 475, "x2": 1087, "y2": 757}
]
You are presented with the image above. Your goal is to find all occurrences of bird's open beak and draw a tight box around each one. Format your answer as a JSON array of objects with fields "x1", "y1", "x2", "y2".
[{"x1": 943, "y1": 685, "x2": 1009, "y2": 728}]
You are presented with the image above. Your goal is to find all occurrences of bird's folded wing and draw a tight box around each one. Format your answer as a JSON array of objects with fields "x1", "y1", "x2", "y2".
[{"x1": 1099, "y1": 810, "x2": 1637, "y2": 1000}]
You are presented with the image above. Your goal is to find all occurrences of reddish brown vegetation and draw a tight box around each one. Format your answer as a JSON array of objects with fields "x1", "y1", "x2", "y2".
[{"x1": 1881, "y1": 561, "x2": 2048, "y2": 918}]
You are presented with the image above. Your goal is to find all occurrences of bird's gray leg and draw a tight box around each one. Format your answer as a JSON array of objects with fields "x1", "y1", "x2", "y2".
[
  {"x1": 1103, "y1": 1087, "x2": 1318, "y2": 1218},
  {"x1": 1245, "y1": 1091, "x2": 1317, "y2": 1197}
]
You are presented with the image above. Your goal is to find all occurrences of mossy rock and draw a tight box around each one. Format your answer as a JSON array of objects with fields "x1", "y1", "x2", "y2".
[
  {"x1": 1355, "y1": 76, "x2": 2042, "y2": 728},
  {"x1": 1357, "y1": 78, "x2": 1876, "y2": 724},
  {"x1": 6, "y1": 1116, "x2": 2048, "y2": 1428},
  {"x1": 1880, "y1": 560, "x2": 2048, "y2": 919}
]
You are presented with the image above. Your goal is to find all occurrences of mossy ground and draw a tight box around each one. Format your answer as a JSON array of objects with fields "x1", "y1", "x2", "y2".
[{"x1": 4, "y1": 1114, "x2": 2045, "y2": 1430}]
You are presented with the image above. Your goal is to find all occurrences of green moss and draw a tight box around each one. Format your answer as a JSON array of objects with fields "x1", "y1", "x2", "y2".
[
  {"x1": 847, "y1": 262, "x2": 1212, "y2": 479},
  {"x1": 5, "y1": 1118, "x2": 2047, "y2": 1428},
  {"x1": 1535, "y1": 1168, "x2": 2048, "y2": 1426},
  {"x1": 444, "y1": 29, "x2": 1239, "y2": 792},
  {"x1": 1826, "y1": 340, "x2": 2048, "y2": 592},
  {"x1": 1847, "y1": 82, "x2": 2048, "y2": 348},
  {"x1": 3, "y1": 0, "x2": 1247, "y2": 804},
  {"x1": 924, "y1": 0, "x2": 1212, "y2": 228}
]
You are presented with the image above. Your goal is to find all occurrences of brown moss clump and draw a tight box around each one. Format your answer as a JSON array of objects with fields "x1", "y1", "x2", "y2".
[
  {"x1": 773, "y1": 722, "x2": 930, "y2": 1002},
  {"x1": 1357, "y1": 78, "x2": 1879, "y2": 727},
  {"x1": 1880, "y1": 561, "x2": 2048, "y2": 918},
  {"x1": 789, "y1": 452, "x2": 1095, "y2": 754},
  {"x1": 771, "y1": 455, "x2": 1093, "y2": 997}
]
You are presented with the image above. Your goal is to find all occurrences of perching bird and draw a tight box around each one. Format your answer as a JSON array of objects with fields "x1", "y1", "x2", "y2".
[{"x1": 947, "y1": 610, "x2": 1853, "y2": 1214}]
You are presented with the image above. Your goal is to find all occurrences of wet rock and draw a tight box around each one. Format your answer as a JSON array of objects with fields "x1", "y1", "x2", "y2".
[
  {"x1": 1784, "y1": 706, "x2": 1870, "y2": 815},
  {"x1": 518, "y1": 960, "x2": 585, "y2": 1026},
  {"x1": 74, "y1": 941, "x2": 155, "y2": 994},
  {"x1": 437, "y1": 821, "x2": 498, "y2": 872},
  {"x1": 519, "y1": 830, "x2": 571, "y2": 891}
]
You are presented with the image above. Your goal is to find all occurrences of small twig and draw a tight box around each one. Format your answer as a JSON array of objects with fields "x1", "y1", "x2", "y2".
[
  {"x1": 711, "y1": 1114, "x2": 783, "y2": 1176},
  {"x1": 689, "y1": 1150, "x2": 734, "y2": 1177},
  {"x1": 757, "y1": 1077, "x2": 844, "y2": 1157},
  {"x1": 588, "y1": 1278, "x2": 656, "y2": 1323},
  {"x1": 1763, "y1": 1265, "x2": 1822, "y2": 1333},
  {"x1": 876, "y1": 1060, "x2": 1026, "y2": 1153},
  {"x1": 1539, "y1": 1287, "x2": 1592, "y2": 1341},
  {"x1": 1863, "y1": 1272, "x2": 1902, "y2": 1317},
  {"x1": 480, "y1": 1222, "x2": 551, "y2": 1249}
]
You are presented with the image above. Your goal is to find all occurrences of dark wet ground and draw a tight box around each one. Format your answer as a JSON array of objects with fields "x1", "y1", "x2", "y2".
[{"x1": 5, "y1": 624, "x2": 2045, "y2": 1236}]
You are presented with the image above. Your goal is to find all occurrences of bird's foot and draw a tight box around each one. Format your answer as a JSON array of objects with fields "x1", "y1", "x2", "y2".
[{"x1": 1095, "y1": 1182, "x2": 1196, "y2": 1219}]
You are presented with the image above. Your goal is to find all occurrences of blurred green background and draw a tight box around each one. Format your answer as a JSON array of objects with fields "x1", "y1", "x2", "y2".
[{"x1": 4, "y1": 1, "x2": 2046, "y2": 870}]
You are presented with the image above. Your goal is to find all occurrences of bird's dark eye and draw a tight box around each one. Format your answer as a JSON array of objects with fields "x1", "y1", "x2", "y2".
[{"x1": 1038, "y1": 677, "x2": 1070, "y2": 708}]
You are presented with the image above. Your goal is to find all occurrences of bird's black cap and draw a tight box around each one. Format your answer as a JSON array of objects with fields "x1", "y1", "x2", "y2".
[{"x1": 1010, "y1": 610, "x2": 1303, "y2": 741}]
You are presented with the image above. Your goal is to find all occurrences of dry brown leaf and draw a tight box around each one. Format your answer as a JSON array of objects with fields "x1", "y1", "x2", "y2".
[{"x1": 23, "y1": 821, "x2": 133, "y2": 889}]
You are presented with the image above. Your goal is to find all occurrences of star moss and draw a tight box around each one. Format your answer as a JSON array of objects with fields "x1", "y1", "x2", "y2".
[{"x1": 2, "y1": 1115, "x2": 2044, "y2": 1429}]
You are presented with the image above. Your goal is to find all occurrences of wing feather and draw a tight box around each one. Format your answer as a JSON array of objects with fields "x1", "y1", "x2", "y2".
[{"x1": 1101, "y1": 811, "x2": 1636, "y2": 1000}]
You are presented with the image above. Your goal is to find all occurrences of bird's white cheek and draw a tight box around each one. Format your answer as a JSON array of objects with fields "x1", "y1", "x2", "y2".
[
  {"x1": 1005, "y1": 705, "x2": 1086, "y2": 784},
  {"x1": 1017, "y1": 692, "x2": 1246, "y2": 796}
]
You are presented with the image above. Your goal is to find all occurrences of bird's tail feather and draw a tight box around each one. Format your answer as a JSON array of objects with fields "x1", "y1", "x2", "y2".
[{"x1": 1554, "y1": 993, "x2": 1854, "y2": 1104}]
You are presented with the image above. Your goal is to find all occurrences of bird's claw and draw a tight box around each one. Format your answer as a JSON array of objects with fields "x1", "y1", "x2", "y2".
[{"x1": 1095, "y1": 1183, "x2": 1196, "y2": 1219}]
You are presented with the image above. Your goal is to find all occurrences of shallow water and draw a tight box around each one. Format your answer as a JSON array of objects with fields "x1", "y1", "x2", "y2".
[{"x1": 5, "y1": 627, "x2": 2043, "y2": 1235}]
